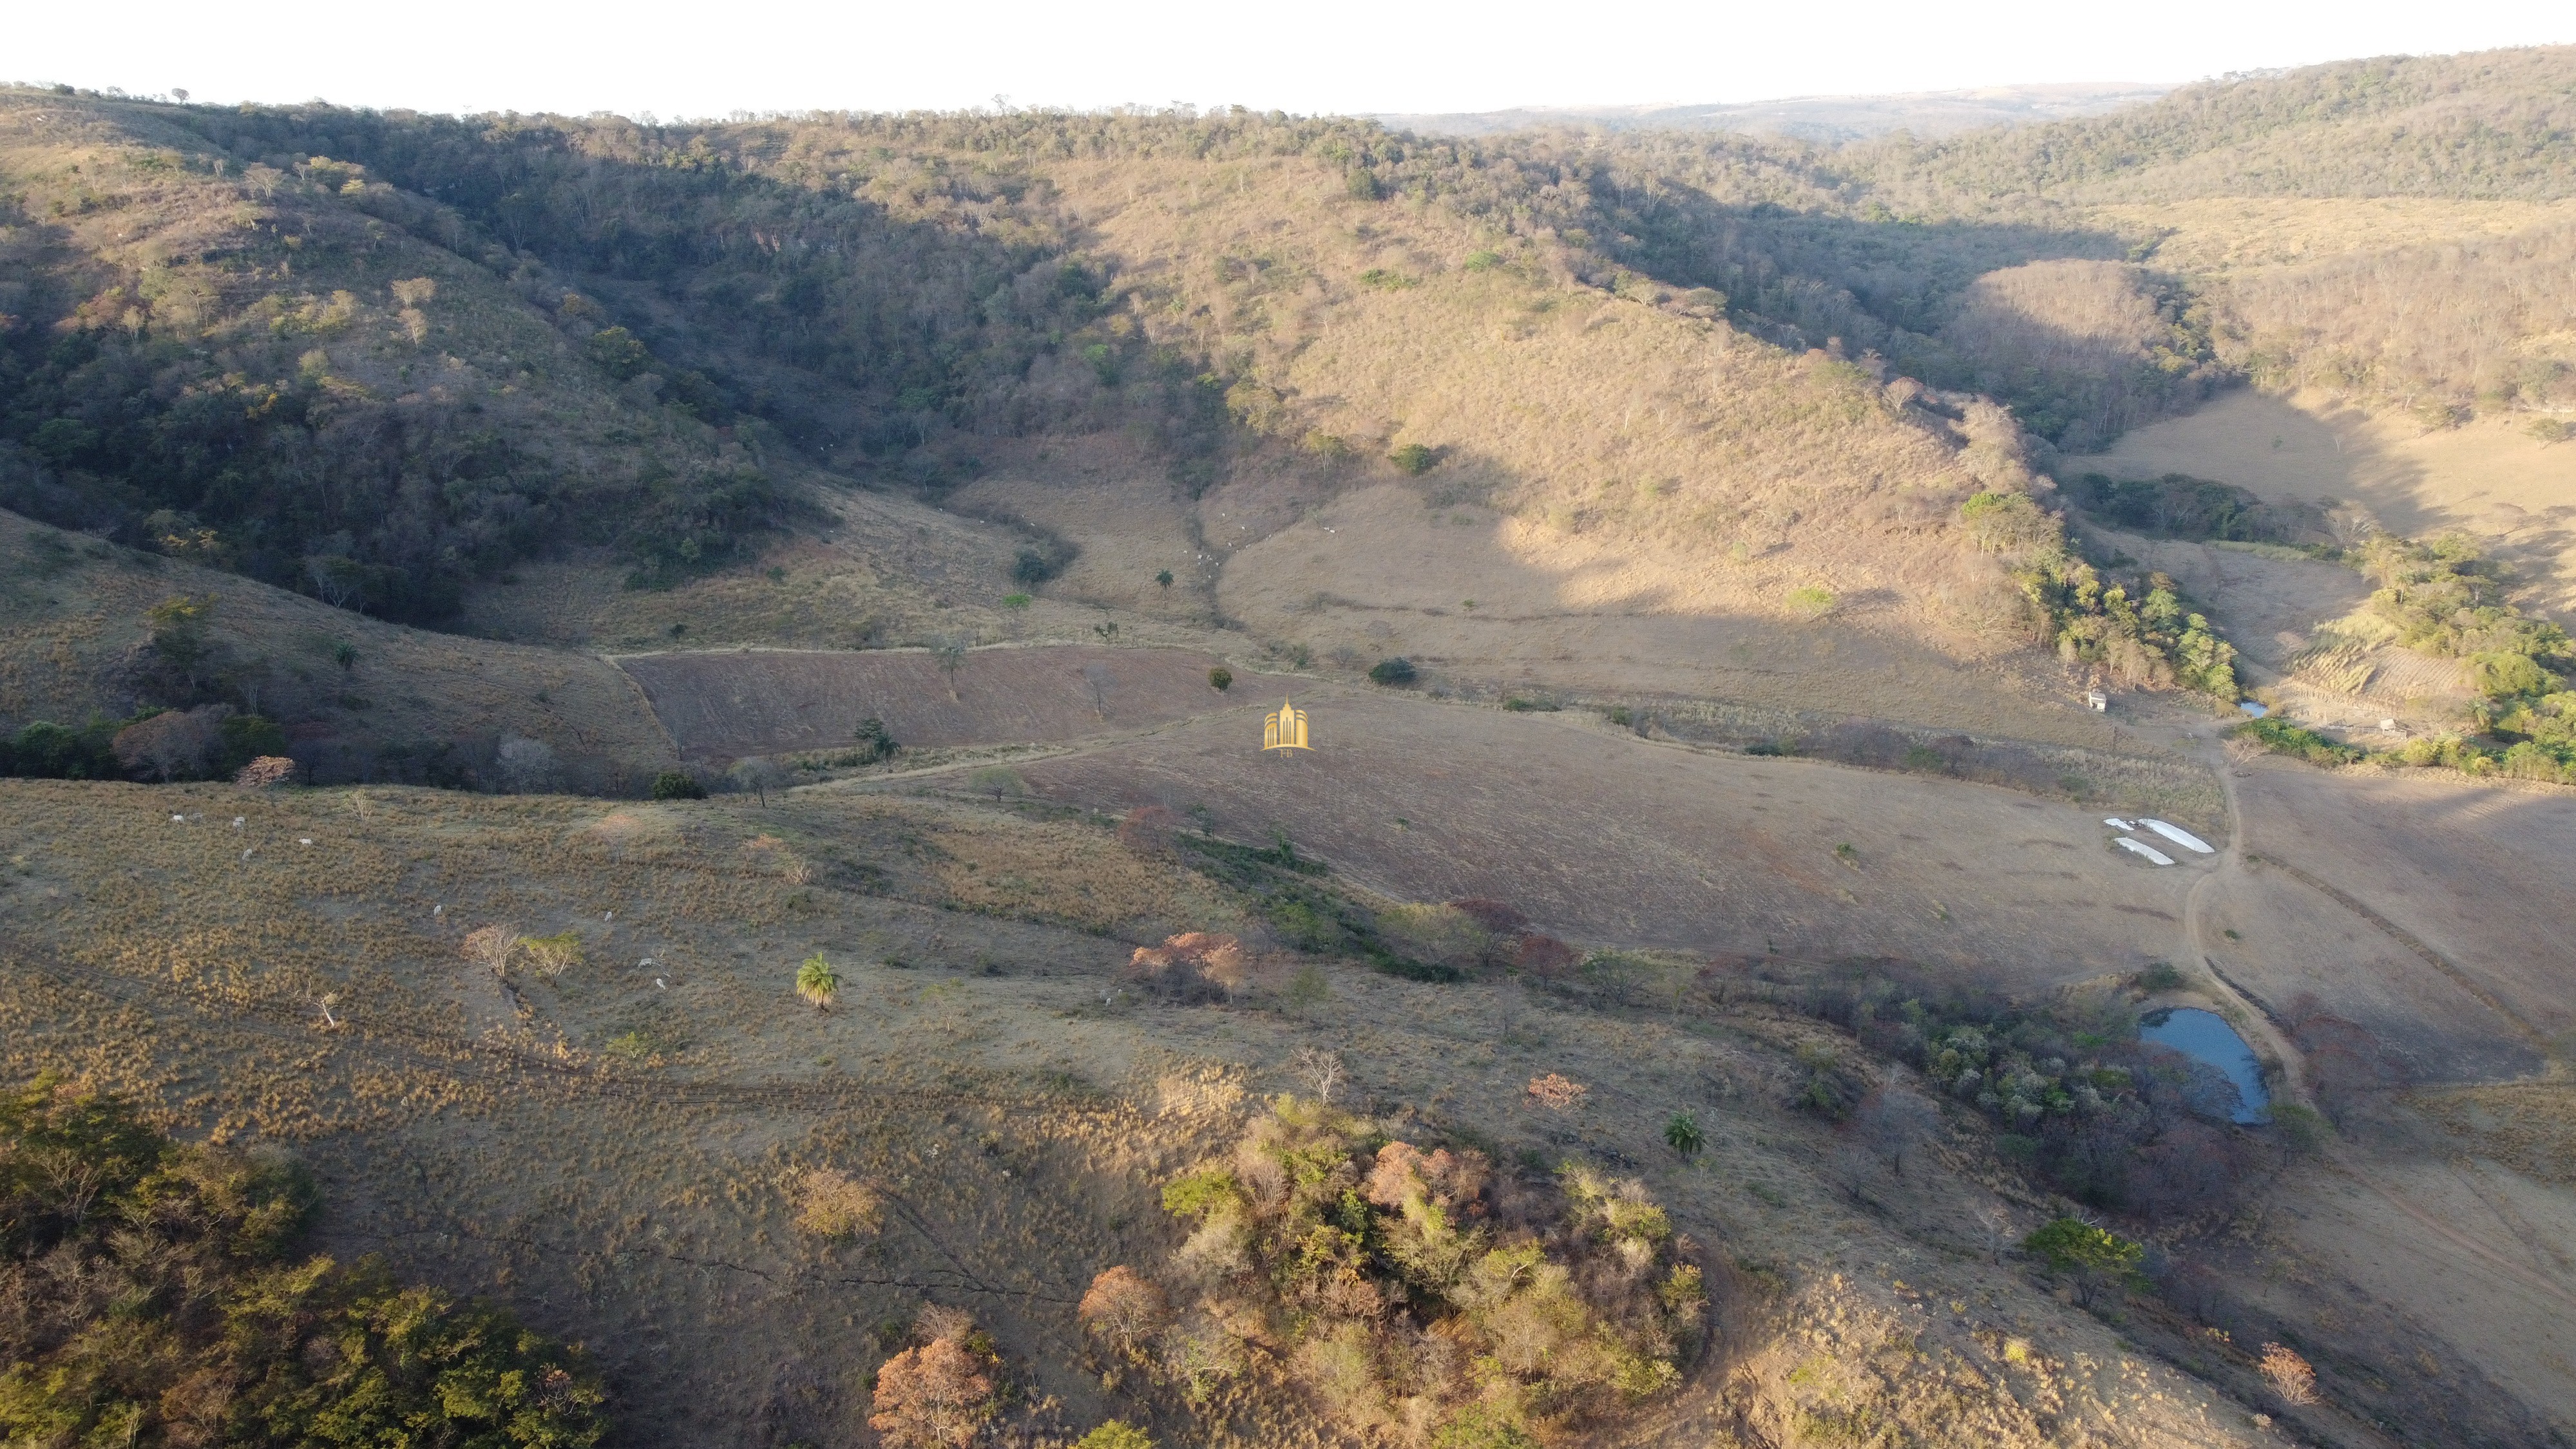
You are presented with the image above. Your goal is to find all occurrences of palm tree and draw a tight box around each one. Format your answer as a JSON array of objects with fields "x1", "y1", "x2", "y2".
[
  {"x1": 796, "y1": 954, "x2": 841, "y2": 1012},
  {"x1": 1664, "y1": 1112, "x2": 1705, "y2": 1159}
]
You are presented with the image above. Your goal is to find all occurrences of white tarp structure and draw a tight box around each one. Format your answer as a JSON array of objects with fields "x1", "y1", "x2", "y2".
[
  {"x1": 2141, "y1": 819, "x2": 2214, "y2": 854},
  {"x1": 2115, "y1": 837, "x2": 2176, "y2": 866},
  {"x1": 2103, "y1": 817, "x2": 2135, "y2": 831}
]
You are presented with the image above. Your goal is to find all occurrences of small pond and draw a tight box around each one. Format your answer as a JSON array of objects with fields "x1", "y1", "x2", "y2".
[
  {"x1": 2238, "y1": 701, "x2": 2269, "y2": 717},
  {"x1": 2139, "y1": 1007, "x2": 2271, "y2": 1123}
]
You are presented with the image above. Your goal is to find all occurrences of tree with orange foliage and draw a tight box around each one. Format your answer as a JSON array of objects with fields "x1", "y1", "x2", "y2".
[
  {"x1": 868, "y1": 1337, "x2": 993, "y2": 1448},
  {"x1": 1078, "y1": 1266, "x2": 1171, "y2": 1359}
]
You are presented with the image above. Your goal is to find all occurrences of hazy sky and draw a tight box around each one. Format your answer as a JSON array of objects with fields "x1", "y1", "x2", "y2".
[{"x1": 13, "y1": 0, "x2": 2572, "y2": 118}]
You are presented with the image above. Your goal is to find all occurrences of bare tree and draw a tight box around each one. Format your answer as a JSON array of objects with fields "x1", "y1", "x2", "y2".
[
  {"x1": 113, "y1": 705, "x2": 226, "y2": 782},
  {"x1": 728, "y1": 755, "x2": 783, "y2": 804},
  {"x1": 304, "y1": 554, "x2": 365, "y2": 611},
  {"x1": 1078, "y1": 1266, "x2": 1172, "y2": 1360},
  {"x1": 1290, "y1": 1046, "x2": 1345, "y2": 1104},
  {"x1": 1979, "y1": 1204, "x2": 2015, "y2": 1265},
  {"x1": 461, "y1": 924, "x2": 518, "y2": 978},
  {"x1": 496, "y1": 735, "x2": 560, "y2": 794},
  {"x1": 1851, "y1": 1089, "x2": 1941, "y2": 1178}
]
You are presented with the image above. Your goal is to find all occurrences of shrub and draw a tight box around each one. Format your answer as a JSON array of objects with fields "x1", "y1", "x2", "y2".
[
  {"x1": 1462, "y1": 249, "x2": 1503, "y2": 271},
  {"x1": 1117, "y1": 805, "x2": 1179, "y2": 855},
  {"x1": 1151, "y1": 1099, "x2": 1695, "y2": 1442},
  {"x1": 0, "y1": 1075, "x2": 606, "y2": 1446},
  {"x1": 2259, "y1": 1342, "x2": 2318, "y2": 1405},
  {"x1": 1012, "y1": 548, "x2": 1060, "y2": 585},
  {"x1": 1526, "y1": 1072, "x2": 1589, "y2": 1111},
  {"x1": 1792, "y1": 1043, "x2": 1862, "y2": 1120},
  {"x1": 650, "y1": 770, "x2": 707, "y2": 799},
  {"x1": 1368, "y1": 657, "x2": 1418, "y2": 686},
  {"x1": 1390, "y1": 442, "x2": 1439, "y2": 475},
  {"x1": 2021, "y1": 1217, "x2": 2146, "y2": 1306},
  {"x1": 1208, "y1": 666, "x2": 1233, "y2": 691},
  {"x1": 1126, "y1": 933, "x2": 1247, "y2": 1002},
  {"x1": 518, "y1": 930, "x2": 584, "y2": 976},
  {"x1": 1076, "y1": 1424, "x2": 1156, "y2": 1449},
  {"x1": 2234, "y1": 716, "x2": 2363, "y2": 766},
  {"x1": 1786, "y1": 586, "x2": 1837, "y2": 618},
  {"x1": 1960, "y1": 490, "x2": 2052, "y2": 553},
  {"x1": 787, "y1": 1166, "x2": 883, "y2": 1240}
]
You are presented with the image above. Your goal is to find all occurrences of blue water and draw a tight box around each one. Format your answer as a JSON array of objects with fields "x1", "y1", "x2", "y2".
[
  {"x1": 2140, "y1": 1007, "x2": 2271, "y2": 1123},
  {"x1": 2238, "y1": 701, "x2": 2269, "y2": 717}
]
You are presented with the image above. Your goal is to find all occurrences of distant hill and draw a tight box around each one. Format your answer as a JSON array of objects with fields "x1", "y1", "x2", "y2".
[
  {"x1": 1375, "y1": 81, "x2": 2174, "y2": 142},
  {"x1": 5, "y1": 45, "x2": 2573, "y2": 769}
]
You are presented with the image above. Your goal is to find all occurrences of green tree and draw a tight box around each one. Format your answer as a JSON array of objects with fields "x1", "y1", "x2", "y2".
[
  {"x1": 146, "y1": 594, "x2": 218, "y2": 690},
  {"x1": 729, "y1": 755, "x2": 784, "y2": 804},
  {"x1": 796, "y1": 954, "x2": 841, "y2": 1012},
  {"x1": 1156, "y1": 569, "x2": 1174, "y2": 589},
  {"x1": 1076, "y1": 1423, "x2": 1156, "y2": 1449},
  {"x1": 217, "y1": 714, "x2": 289, "y2": 774},
  {"x1": 586, "y1": 326, "x2": 653, "y2": 381},
  {"x1": 1390, "y1": 443, "x2": 1439, "y2": 475},
  {"x1": 1431, "y1": 1405, "x2": 1540, "y2": 1448},
  {"x1": 651, "y1": 770, "x2": 707, "y2": 800},
  {"x1": 854, "y1": 716, "x2": 899, "y2": 762},
  {"x1": 2021, "y1": 1217, "x2": 2146, "y2": 1306},
  {"x1": 1208, "y1": 667, "x2": 1232, "y2": 692}
]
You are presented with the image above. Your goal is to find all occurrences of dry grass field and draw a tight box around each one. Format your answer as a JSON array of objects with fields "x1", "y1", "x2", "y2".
[
  {"x1": 1038, "y1": 155, "x2": 2049, "y2": 660},
  {"x1": 0, "y1": 507, "x2": 680, "y2": 789},
  {"x1": 2093, "y1": 198, "x2": 2576, "y2": 274},
  {"x1": 452, "y1": 485, "x2": 1102, "y2": 655},
  {"x1": 0, "y1": 776, "x2": 2316, "y2": 1448},
  {"x1": 2067, "y1": 389, "x2": 2576, "y2": 621},
  {"x1": 1001, "y1": 685, "x2": 2222, "y2": 985},
  {"x1": 616, "y1": 645, "x2": 1242, "y2": 762},
  {"x1": 2207, "y1": 757, "x2": 2575, "y2": 1066}
]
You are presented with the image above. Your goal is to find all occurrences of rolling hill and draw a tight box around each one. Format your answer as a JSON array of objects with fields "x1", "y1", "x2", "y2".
[{"x1": 4, "y1": 47, "x2": 2576, "y2": 1449}]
